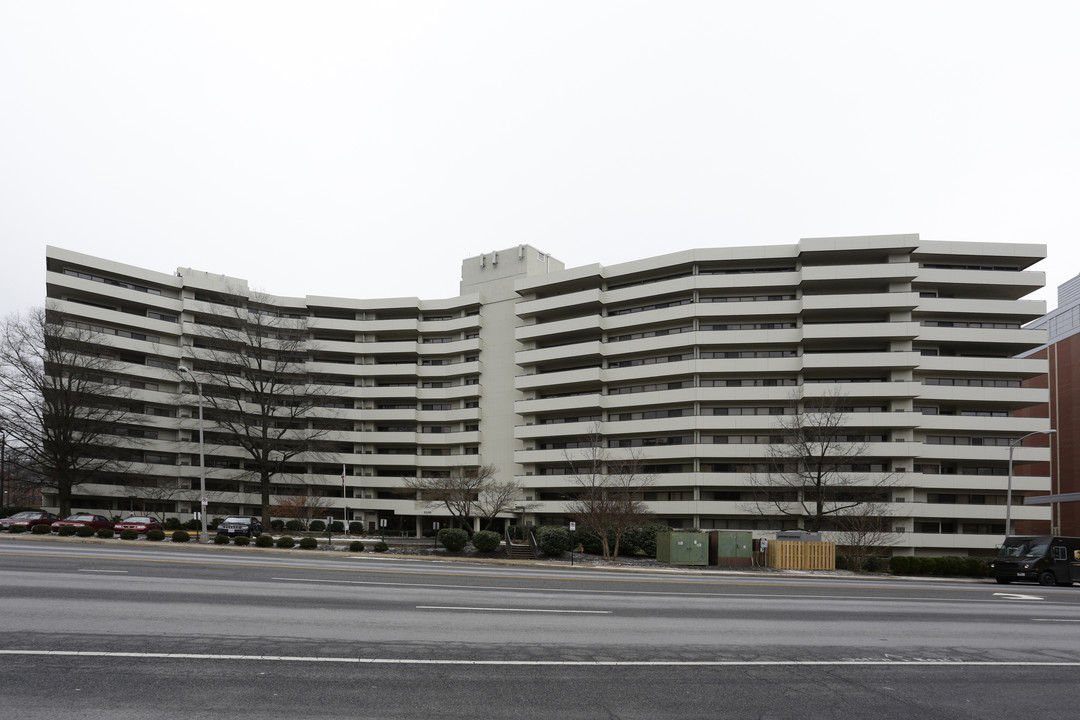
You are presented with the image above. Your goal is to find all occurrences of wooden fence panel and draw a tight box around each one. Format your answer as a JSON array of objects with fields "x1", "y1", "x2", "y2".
[{"x1": 767, "y1": 540, "x2": 835, "y2": 570}]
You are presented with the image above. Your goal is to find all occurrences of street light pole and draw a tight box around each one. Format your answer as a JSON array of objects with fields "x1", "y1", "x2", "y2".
[
  {"x1": 1006, "y1": 428, "x2": 1056, "y2": 537},
  {"x1": 178, "y1": 366, "x2": 208, "y2": 544}
]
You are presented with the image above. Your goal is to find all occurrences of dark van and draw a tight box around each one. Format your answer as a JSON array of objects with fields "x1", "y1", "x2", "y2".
[{"x1": 989, "y1": 536, "x2": 1080, "y2": 586}]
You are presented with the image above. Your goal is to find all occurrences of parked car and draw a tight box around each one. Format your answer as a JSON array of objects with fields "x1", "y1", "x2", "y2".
[
  {"x1": 113, "y1": 515, "x2": 162, "y2": 534},
  {"x1": 216, "y1": 516, "x2": 262, "y2": 538},
  {"x1": 0, "y1": 511, "x2": 60, "y2": 531},
  {"x1": 51, "y1": 514, "x2": 114, "y2": 532}
]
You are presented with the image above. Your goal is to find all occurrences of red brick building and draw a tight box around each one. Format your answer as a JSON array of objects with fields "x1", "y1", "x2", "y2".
[{"x1": 1021, "y1": 275, "x2": 1080, "y2": 536}]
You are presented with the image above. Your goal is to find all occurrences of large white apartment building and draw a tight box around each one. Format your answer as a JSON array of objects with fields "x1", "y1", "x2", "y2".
[{"x1": 44, "y1": 234, "x2": 1052, "y2": 555}]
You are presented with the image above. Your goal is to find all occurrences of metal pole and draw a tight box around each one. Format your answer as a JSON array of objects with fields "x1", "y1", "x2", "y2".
[
  {"x1": 1006, "y1": 428, "x2": 1056, "y2": 538},
  {"x1": 179, "y1": 367, "x2": 208, "y2": 544}
]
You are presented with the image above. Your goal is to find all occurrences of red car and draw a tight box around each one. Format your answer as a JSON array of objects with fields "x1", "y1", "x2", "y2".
[
  {"x1": 51, "y1": 514, "x2": 114, "y2": 532},
  {"x1": 113, "y1": 515, "x2": 162, "y2": 534},
  {"x1": 0, "y1": 511, "x2": 60, "y2": 531}
]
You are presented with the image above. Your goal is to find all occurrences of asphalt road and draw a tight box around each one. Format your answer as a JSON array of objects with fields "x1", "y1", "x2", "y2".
[{"x1": 2, "y1": 536, "x2": 1079, "y2": 719}]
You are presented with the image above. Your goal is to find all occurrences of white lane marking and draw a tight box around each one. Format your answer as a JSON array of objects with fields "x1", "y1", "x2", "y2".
[
  {"x1": 1031, "y1": 618, "x2": 1080, "y2": 623},
  {"x1": 273, "y1": 577, "x2": 1080, "y2": 607},
  {"x1": 993, "y1": 593, "x2": 1044, "y2": 601},
  {"x1": 77, "y1": 569, "x2": 128, "y2": 574},
  {"x1": 0, "y1": 650, "x2": 1078, "y2": 667},
  {"x1": 416, "y1": 605, "x2": 611, "y2": 614}
]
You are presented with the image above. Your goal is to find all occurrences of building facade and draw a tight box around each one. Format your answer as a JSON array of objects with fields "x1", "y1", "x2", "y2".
[
  {"x1": 1020, "y1": 273, "x2": 1080, "y2": 536},
  {"x1": 44, "y1": 234, "x2": 1052, "y2": 555}
]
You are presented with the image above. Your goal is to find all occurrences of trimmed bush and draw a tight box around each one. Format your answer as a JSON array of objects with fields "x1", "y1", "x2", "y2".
[
  {"x1": 171, "y1": 530, "x2": 191, "y2": 543},
  {"x1": 349, "y1": 521, "x2": 364, "y2": 535},
  {"x1": 96, "y1": 527, "x2": 114, "y2": 539},
  {"x1": 348, "y1": 540, "x2": 365, "y2": 552},
  {"x1": 437, "y1": 528, "x2": 468, "y2": 552},
  {"x1": 373, "y1": 541, "x2": 389, "y2": 553},
  {"x1": 32, "y1": 523, "x2": 52, "y2": 535},
  {"x1": 147, "y1": 529, "x2": 165, "y2": 542},
  {"x1": 163, "y1": 517, "x2": 182, "y2": 530},
  {"x1": 184, "y1": 519, "x2": 201, "y2": 531},
  {"x1": 330, "y1": 521, "x2": 344, "y2": 533},
  {"x1": 57, "y1": 525, "x2": 77, "y2": 536},
  {"x1": 276, "y1": 535, "x2": 296, "y2": 549},
  {"x1": 119, "y1": 528, "x2": 139, "y2": 540},
  {"x1": 536, "y1": 526, "x2": 573, "y2": 556},
  {"x1": 285, "y1": 520, "x2": 302, "y2": 532},
  {"x1": 213, "y1": 533, "x2": 231, "y2": 545},
  {"x1": 255, "y1": 534, "x2": 274, "y2": 548},
  {"x1": 889, "y1": 555, "x2": 912, "y2": 575},
  {"x1": 471, "y1": 530, "x2": 501, "y2": 553},
  {"x1": 309, "y1": 520, "x2": 326, "y2": 532},
  {"x1": 75, "y1": 525, "x2": 96, "y2": 537},
  {"x1": 270, "y1": 519, "x2": 285, "y2": 531},
  {"x1": 961, "y1": 556, "x2": 989, "y2": 577},
  {"x1": 209, "y1": 517, "x2": 222, "y2": 531},
  {"x1": 233, "y1": 535, "x2": 250, "y2": 546},
  {"x1": 8, "y1": 524, "x2": 26, "y2": 534},
  {"x1": 298, "y1": 537, "x2": 318, "y2": 549}
]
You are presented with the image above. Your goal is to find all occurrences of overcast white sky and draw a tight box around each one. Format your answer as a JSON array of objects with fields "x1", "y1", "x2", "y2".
[{"x1": 2, "y1": 1, "x2": 1078, "y2": 315}]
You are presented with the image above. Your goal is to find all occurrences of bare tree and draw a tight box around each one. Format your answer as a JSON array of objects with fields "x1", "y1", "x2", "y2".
[
  {"x1": 746, "y1": 389, "x2": 896, "y2": 534},
  {"x1": 271, "y1": 491, "x2": 334, "y2": 530},
  {"x1": 0, "y1": 307, "x2": 138, "y2": 516},
  {"x1": 402, "y1": 464, "x2": 525, "y2": 536},
  {"x1": 564, "y1": 425, "x2": 654, "y2": 561},
  {"x1": 178, "y1": 292, "x2": 338, "y2": 529},
  {"x1": 832, "y1": 500, "x2": 900, "y2": 572}
]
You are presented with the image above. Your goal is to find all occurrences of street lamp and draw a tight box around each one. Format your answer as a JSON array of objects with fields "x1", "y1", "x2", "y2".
[
  {"x1": 1006, "y1": 428, "x2": 1057, "y2": 537},
  {"x1": 178, "y1": 366, "x2": 208, "y2": 544}
]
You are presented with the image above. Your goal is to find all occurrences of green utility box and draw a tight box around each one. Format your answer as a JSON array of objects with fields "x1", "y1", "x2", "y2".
[
  {"x1": 709, "y1": 531, "x2": 753, "y2": 566},
  {"x1": 656, "y1": 532, "x2": 709, "y2": 566}
]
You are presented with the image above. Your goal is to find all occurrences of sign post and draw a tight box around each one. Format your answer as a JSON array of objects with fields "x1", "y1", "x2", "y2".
[{"x1": 569, "y1": 521, "x2": 576, "y2": 566}]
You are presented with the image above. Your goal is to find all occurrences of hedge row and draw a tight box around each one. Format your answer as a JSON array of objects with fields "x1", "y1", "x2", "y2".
[{"x1": 889, "y1": 555, "x2": 989, "y2": 577}]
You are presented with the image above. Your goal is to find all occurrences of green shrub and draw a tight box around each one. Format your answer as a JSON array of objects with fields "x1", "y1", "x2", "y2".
[
  {"x1": 471, "y1": 530, "x2": 502, "y2": 553},
  {"x1": 276, "y1": 535, "x2": 296, "y2": 549},
  {"x1": 374, "y1": 541, "x2": 389, "y2": 553},
  {"x1": 437, "y1": 528, "x2": 468, "y2": 552},
  {"x1": 349, "y1": 521, "x2": 364, "y2": 534},
  {"x1": 330, "y1": 521, "x2": 344, "y2": 533},
  {"x1": 270, "y1": 519, "x2": 285, "y2": 531},
  {"x1": 8, "y1": 524, "x2": 26, "y2": 534},
  {"x1": 298, "y1": 537, "x2": 318, "y2": 549},
  {"x1": 57, "y1": 525, "x2": 77, "y2": 536},
  {"x1": 309, "y1": 520, "x2": 326, "y2": 532},
  {"x1": 889, "y1": 555, "x2": 912, "y2": 575},
  {"x1": 535, "y1": 526, "x2": 571, "y2": 556},
  {"x1": 255, "y1": 534, "x2": 274, "y2": 548},
  {"x1": 348, "y1": 540, "x2": 365, "y2": 552},
  {"x1": 147, "y1": 529, "x2": 165, "y2": 542},
  {"x1": 32, "y1": 523, "x2": 52, "y2": 535},
  {"x1": 184, "y1": 519, "x2": 201, "y2": 531},
  {"x1": 579, "y1": 531, "x2": 605, "y2": 555},
  {"x1": 209, "y1": 517, "x2": 223, "y2": 531},
  {"x1": 213, "y1": 533, "x2": 231, "y2": 545},
  {"x1": 163, "y1": 517, "x2": 182, "y2": 530},
  {"x1": 935, "y1": 556, "x2": 963, "y2": 576},
  {"x1": 285, "y1": 520, "x2": 302, "y2": 532},
  {"x1": 171, "y1": 530, "x2": 191, "y2": 543},
  {"x1": 96, "y1": 527, "x2": 114, "y2": 539},
  {"x1": 961, "y1": 556, "x2": 988, "y2": 577},
  {"x1": 76, "y1": 525, "x2": 96, "y2": 537},
  {"x1": 625, "y1": 525, "x2": 673, "y2": 558},
  {"x1": 234, "y1": 535, "x2": 250, "y2": 546},
  {"x1": 118, "y1": 528, "x2": 138, "y2": 540}
]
